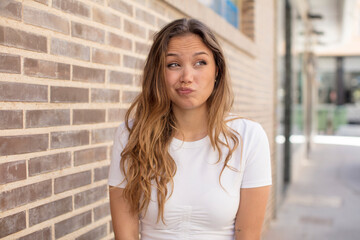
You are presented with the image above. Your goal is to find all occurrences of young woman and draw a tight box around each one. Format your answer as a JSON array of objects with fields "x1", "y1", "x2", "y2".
[{"x1": 108, "y1": 18, "x2": 272, "y2": 240}]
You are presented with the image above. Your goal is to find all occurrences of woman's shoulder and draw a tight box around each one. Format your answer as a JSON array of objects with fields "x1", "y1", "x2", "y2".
[
  {"x1": 115, "y1": 121, "x2": 128, "y2": 135},
  {"x1": 225, "y1": 114, "x2": 269, "y2": 156},
  {"x1": 116, "y1": 118, "x2": 134, "y2": 131},
  {"x1": 114, "y1": 120, "x2": 133, "y2": 143},
  {"x1": 225, "y1": 114, "x2": 263, "y2": 134}
]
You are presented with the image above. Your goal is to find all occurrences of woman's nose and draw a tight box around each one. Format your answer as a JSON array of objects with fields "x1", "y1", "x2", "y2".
[{"x1": 180, "y1": 66, "x2": 193, "y2": 84}]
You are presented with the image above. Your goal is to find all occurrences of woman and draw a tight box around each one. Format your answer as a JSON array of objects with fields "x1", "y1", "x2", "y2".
[{"x1": 108, "y1": 18, "x2": 272, "y2": 240}]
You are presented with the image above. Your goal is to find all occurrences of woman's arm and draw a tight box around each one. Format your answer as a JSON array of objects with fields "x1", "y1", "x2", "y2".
[
  {"x1": 234, "y1": 185, "x2": 271, "y2": 240},
  {"x1": 109, "y1": 186, "x2": 139, "y2": 240}
]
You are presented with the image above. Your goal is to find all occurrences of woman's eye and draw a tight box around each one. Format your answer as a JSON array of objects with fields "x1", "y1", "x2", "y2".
[
  {"x1": 195, "y1": 60, "x2": 207, "y2": 66},
  {"x1": 167, "y1": 63, "x2": 180, "y2": 68}
]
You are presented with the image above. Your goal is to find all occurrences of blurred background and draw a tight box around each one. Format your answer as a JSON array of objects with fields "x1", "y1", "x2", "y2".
[{"x1": 0, "y1": 0, "x2": 359, "y2": 239}]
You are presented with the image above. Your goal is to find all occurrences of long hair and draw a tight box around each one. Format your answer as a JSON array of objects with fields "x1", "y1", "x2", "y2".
[{"x1": 120, "y1": 18, "x2": 240, "y2": 223}]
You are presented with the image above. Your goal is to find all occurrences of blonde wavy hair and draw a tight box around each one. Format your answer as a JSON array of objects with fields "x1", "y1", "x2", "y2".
[{"x1": 120, "y1": 18, "x2": 240, "y2": 223}]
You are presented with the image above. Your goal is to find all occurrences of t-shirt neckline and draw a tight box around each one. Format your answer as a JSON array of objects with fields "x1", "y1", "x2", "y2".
[{"x1": 171, "y1": 135, "x2": 210, "y2": 148}]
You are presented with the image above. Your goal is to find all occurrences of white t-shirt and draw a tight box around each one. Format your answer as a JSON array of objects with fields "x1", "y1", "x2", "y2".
[{"x1": 108, "y1": 118, "x2": 272, "y2": 240}]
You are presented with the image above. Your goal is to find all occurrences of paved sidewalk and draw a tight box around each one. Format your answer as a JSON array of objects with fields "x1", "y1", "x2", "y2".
[
  {"x1": 336, "y1": 124, "x2": 360, "y2": 137},
  {"x1": 263, "y1": 143, "x2": 360, "y2": 240}
]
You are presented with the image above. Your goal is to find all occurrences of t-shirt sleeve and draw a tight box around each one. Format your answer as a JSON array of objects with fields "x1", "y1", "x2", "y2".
[
  {"x1": 241, "y1": 122, "x2": 272, "y2": 188},
  {"x1": 108, "y1": 124, "x2": 128, "y2": 188}
]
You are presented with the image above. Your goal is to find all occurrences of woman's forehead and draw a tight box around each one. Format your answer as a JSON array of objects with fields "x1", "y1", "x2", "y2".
[{"x1": 166, "y1": 34, "x2": 211, "y2": 55}]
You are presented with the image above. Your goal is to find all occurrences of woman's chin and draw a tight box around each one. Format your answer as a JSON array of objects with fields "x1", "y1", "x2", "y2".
[{"x1": 172, "y1": 103, "x2": 206, "y2": 112}]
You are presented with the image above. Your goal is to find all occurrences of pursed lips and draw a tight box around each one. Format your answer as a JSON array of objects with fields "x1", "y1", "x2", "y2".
[{"x1": 176, "y1": 87, "x2": 194, "y2": 95}]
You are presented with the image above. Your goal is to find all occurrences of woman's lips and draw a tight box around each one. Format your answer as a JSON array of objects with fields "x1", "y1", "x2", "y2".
[{"x1": 176, "y1": 87, "x2": 194, "y2": 95}]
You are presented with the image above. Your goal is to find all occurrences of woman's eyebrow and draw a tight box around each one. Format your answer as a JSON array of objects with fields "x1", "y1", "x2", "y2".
[
  {"x1": 193, "y1": 51, "x2": 209, "y2": 57},
  {"x1": 166, "y1": 51, "x2": 209, "y2": 57},
  {"x1": 166, "y1": 53, "x2": 178, "y2": 57}
]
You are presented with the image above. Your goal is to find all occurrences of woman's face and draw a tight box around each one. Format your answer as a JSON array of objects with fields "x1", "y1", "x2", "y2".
[{"x1": 165, "y1": 33, "x2": 216, "y2": 113}]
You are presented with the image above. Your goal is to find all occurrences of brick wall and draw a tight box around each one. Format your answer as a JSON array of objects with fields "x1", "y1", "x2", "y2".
[
  {"x1": 0, "y1": 0, "x2": 276, "y2": 239},
  {"x1": 254, "y1": 0, "x2": 276, "y2": 229},
  {"x1": 223, "y1": 0, "x2": 276, "y2": 230},
  {"x1": 241, "y1": 0, "x2": 255, "y2": 40}
]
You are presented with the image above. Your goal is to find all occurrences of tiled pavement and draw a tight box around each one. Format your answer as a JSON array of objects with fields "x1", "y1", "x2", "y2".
[{"x1": 263, "y1": 142, "x2": 360, "y2": 240}]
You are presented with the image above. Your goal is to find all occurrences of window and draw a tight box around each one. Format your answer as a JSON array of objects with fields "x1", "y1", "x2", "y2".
[
  {"x1": 198, "y1": 0, "x2": 255, "y2": 40},
  {"x1": 198, "y1": 0, "x2": 239, "y2": 28}
]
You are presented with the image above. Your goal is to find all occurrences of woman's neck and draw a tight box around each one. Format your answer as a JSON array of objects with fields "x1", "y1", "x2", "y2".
[{"x1": 173, "y1": 107, "x2": 208, "y2": 142}]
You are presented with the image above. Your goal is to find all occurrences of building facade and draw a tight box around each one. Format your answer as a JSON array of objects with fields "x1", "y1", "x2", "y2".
[{"x1": 0, "y1": 0, "x2": 277, "y2": 239}]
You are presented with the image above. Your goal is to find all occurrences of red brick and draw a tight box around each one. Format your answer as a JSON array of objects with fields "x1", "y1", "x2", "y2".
[
  {"x1": 242, "y1": 7, "x2": 254, "y2": 13},
  {"x1": 91, "y1": 127, "x2": 117, "y2": 144},
  {"x1": 0, "y1": 212, "x2": 26, "y2": 238},
  {"x1": 94, "y1": 165, "x2": 109, "y2": 182},
  {"x1": 110, "y1": 220, "x2": 113, "y2": 233},
  {"x1": 55, "y1": 211, "x2": 92, "y2": 238},
  {"x1": 109, "y1": 70, "x2": 133, "y2": 85},
  {"x1": 135, "y1": 41, "x2": 150, "y2": 55},
  {"x1": 242, "y1": 13, "x2": 254, "y2": 20},
  {"x1": 54, "y1": 171, "x2": 91, "y2": 194},
  {"x1": 92, "y1": 48, "x2": 120, "y2": 66},
  {"x1": 0, "y1": 82, "x2": 48, "y2": 102},
  {"x1": 122, "y1": 90, "x2": 139, "y2": 103},
  {"x1": 73, "y1": 109, "x2": 106, "y2": 125},
  {"x1": 18, "y1": 227, "x2": 51, "y2": 240},
  {"x1": 0, "y1": 110, "x2": 22, "y2": 129},
  {"x1": 0, "y1": 52, "x2": 20, "y2": 73},
  {"x1": 93, "y1": 203, "x2": 110, "y2": 221},
  {"x1": 108, "y1": 0, "x2": 132, "y2": 16},
  {"x1": 52, "y1": 0, "x2": 90, "y2": 18},
  {"x1": 73, "y1": 65, "x2": 105, "y2": 83},
  {"x1": 0, "y1": 180, "x2": 51, "y2": 211},
  {"x1": 90, "y1": 0, "x2": 104, "y2": 4},
  {"x1": 29, "y1": 197, "x2": 72, "y2": 226},
  {"x1": 135, "y1": 8, "x2": 155, "y2": 25},
  {"x1": 0, "y1": 26, "x2": 47, "y2": 53},
  {"x1": 50, "y1": 86, "x2": 89, "y2": 103},
  {"x1": 26, "y1": 109, "x2": 70, "y2": 128},
  {"x1": 241, "y1": 0, "x2": 255, "y2": 40},
  {"x1": 242, "y1": 1, "x2": 254, "y2": 7},
  {"x1": 24, "y1": 58, "x2": 70, "y2": 80},
  {"x1": 0, "y1": 0, "x2": 22, "y2": 21},
  {"x1": 0, "y1": 134, "x2": 48, "y2": 156},
  {"x1": 133, "y1": 0, "x2": 146, "y2": 4},
  {"x1": 108, "y1": 32, "x2": 132, "y2": 50},
  {"x1": 91, "y1": 88, "x2": 119, "y2": 103},
  {"x1": 24, "y1": 6, "x2": 69, "y2": 34},
  {"x1": 34, "y1": 0, "x2": 48, "y2": 5},
  {"x1": 93, "y1": 8, "x2": 121, "y2": 29},
  {"x1": 123, "y1": 55, "x2": 144, "y2": 69},
  {"x1": 157, "y1": 18, "x2": 167, "y2": 28},
  {"x1": 74, "y1": 185, "x2": 107, "y2": 208},
  {"x1": 29, "y1": 152, "x2": 71, "y2": 176},
  {"x1": 134, "y1": 74, "x2": 142, "y2": 86},
  {"x1": 148, "y1": 29, "x2": 156, "y2": 41},
  {"x1": 148, "y1": 0, "x2": 166, "y2": 14},
  {"x1": 74, "y1": 146, "x2": 107, "y2": 166},
  {"x1": 0, "y1": 160, "x2": 26, "y2": 184},
  {"x1": 242, "y1": 19, "x2": 254, "y2": 25},
  {"x1": 75, "y1": 223, "x2": 107, "y2": 240},
  {"x1": 51, "y1": 38, "x2": 90, "y2": 61},
  {"x1": 71, "y1": 22, "x2": 105, "y2": 43},
  {"x1": 51, "y1": 130, "x2": 89, "y2": 149},
  {"x1": 108, "y1": 108, "x2": 126, "y2": 122},
  {"x1": 124, "y1": 19, "x2": 146, "y2": 38},
  {"x1": 242, "y1": 25, "x2": 254, "y2": 31}
]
